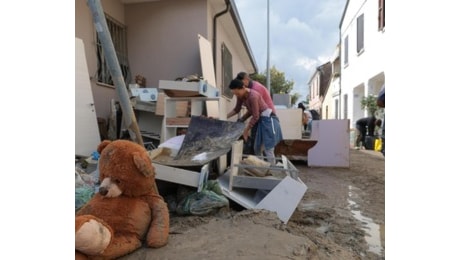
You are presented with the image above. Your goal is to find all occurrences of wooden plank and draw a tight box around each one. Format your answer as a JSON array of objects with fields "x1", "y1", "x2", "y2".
[
  {"x1": 155, "y1": 92, "x2": 166, "y2": 116},
  {"x1": 198, "y1": 34, "x2": 217, "y2": 87},
  {"x1": 165, "y1": 117, "x2": 191, "y2": 126},
  {"x1": 229, "y1": 140, "x2": 243, "y2": 191}
]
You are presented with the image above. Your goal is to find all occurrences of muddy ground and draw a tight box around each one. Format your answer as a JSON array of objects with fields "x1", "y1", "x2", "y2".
[{"x1": 120, "y1": 148, "x2": 385, "y2": 260}]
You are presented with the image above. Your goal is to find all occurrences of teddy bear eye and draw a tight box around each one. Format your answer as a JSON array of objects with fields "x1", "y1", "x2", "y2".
[{"x1": 114, "y1": 179, "x2": 121, "y2": 184}]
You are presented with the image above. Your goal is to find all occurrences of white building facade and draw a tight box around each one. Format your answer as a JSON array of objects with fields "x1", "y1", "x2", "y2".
[{"x1": 339, "y1": 0, "x2": 385, "y2": 127}]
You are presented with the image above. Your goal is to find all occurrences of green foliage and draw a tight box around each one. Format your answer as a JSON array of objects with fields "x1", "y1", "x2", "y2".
[
  {"x1": 290, "y1": 93, "x2": 301, "y2": 106},
  {"x1": 252, "y1": 66, "x2": 296, "y2": 101},
  {"x1": 360, "y1": 95, "x2": 383, "y2": 116}
]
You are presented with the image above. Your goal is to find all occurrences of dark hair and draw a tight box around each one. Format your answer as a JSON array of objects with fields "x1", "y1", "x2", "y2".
[
  {"x1": 236, "y1": 72, "x2": 247, "y2": 80},
  {"x1": 297, "y1": 103, "x2": 305, "y2": 111},
  {"x1": 229, "y1": 79, "x2": 244, "y2": 89}
]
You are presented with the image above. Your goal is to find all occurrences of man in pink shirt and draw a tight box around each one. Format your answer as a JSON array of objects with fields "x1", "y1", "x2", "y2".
[{"x1": 236, "y1": 72, "x2": 276, "y2": 115}]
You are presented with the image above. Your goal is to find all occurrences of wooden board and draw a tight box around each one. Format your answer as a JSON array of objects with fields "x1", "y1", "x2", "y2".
[
  {"x1": 276, "y1": 109, "x2": 302, "y2": 139},
  {"x1": 165, "y1": 117, "x2": 191, "y2": 126},
  {"x1": 155, "y1": 92, "x2": 166, "y2": 116},
  {"x1": 198, "y1": 34, "x2": 217, "y2": 87},
  {"x1": 308, "y1": 120, "x2": 350, "y2": 167},
  {"x1": 75, "y1": 37, "x2": 101, "y2": 156}
]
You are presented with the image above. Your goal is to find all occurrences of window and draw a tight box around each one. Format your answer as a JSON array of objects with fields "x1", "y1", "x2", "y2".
[
  {"x1": 96, "y1": 14, "x2": 130, "y2": 86},
  {"x1": 335, "y1": 99, "x2": 339, "y2": 119},
  {"x1": 378, "y1": 0, "x2": 385, "y2": 31},
  {"x1": 357, "y1": 14, "x2": 364, "y2": 53},
  {"x1": 343, "y1": 94, "x2": 348, "y2": 119},
  {"x1": 221, "y1": 43, "x2": 233, "y2": 98},
  {"x1": 344, "y1": 36, "x2": 349, "y2": 65}
]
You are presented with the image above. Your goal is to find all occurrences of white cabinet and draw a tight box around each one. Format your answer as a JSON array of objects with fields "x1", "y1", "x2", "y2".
[{"x1": 161, "y1": 96, "x2": 225, "y2": 143}]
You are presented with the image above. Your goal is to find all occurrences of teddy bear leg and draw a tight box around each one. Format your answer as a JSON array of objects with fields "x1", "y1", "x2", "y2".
[
  {"x1": 75, "y1": 250, "x2": 88, "y2": 260},
  {"x1": 96, "y1": 233, "x2": 143, "y2": 259},
  {"x1": 75, "y1": 215, "x2": 112, "y2": 256},
  {"x1": 146, "y1": 195, "x2": 170, "y2": 248}
]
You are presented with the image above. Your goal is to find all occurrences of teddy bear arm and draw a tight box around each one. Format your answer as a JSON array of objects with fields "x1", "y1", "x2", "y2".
[{"x1": 145, "y1": 194, "x2": 170, "y2": 248}]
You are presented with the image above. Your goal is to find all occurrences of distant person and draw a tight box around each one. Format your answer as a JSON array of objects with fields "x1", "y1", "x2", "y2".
[
  {"x1": 227, "y1": 79, "x2": 283, "y2": 165},
  {"x1": 355, "y1": 116, "x2": 382, "y2": 150},
  {"x1": 309, "y1": 109, "x2": 320, "y2": 120},
  {"x1": 377, "y1": 85, "x2": 385, "y2": 156},
  {"x1": 297, "y1": 103, "x2": 312, "y2": 133}
]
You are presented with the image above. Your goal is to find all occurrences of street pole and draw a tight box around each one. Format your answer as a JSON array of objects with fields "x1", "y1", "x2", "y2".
[
  {"x1": 266, "y1": 0, "x2": 271, "y2": 95},
  {"x1": 86, "y1": 0, "x2": 144, "y2": 147}
]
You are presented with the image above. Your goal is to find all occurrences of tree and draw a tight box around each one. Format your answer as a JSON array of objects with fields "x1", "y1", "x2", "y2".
[
  {"x1": 251, "y1": 66, "x2": 300, "y2": 106},
  {"x1": 290, "y1": 93, "x2": 301, "y2": 107},
  {"x1": 360, "y1": 95, "x2": 383, "y2": 117}
]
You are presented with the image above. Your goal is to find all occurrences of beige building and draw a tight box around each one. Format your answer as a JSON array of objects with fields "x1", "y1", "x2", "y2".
[
  {"x1": 75, "y1": 0, "x2": 257, "y2": 122},
  {"x1": 307, "y1": 61, "x2": 332, "y2": 118}
]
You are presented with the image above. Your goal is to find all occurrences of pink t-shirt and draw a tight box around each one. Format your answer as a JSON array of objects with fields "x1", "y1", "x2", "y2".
[
  {"x1": 250, "y1": 80, "x2": 276, "y2": 115},
  {"x1": 233, "y1": 90, "x2": 269, "y2": 129}
]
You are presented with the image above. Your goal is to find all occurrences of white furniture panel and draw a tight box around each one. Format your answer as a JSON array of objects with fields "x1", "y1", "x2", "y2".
[{"x1": 308, "y1": 120, "x2": 350, "y2": 167}]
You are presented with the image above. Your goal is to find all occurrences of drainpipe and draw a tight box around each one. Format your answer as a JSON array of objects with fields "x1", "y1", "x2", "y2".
[
  {"x1": 213, "y1": 0, "x2": 230, "y2": 74},
  {"x1": 338, "y1": 32, "x2": 342, "y2": 120}
]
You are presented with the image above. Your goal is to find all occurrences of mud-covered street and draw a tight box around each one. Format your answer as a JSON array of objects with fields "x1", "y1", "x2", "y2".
[{"x1": 121, "y1": 148, "x2": 385, "y2": 260}]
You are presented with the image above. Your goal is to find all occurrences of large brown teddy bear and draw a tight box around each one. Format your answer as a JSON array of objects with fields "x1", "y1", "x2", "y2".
[{"x1": 75, "y1": 140, "x2": 169, "y2": 259}]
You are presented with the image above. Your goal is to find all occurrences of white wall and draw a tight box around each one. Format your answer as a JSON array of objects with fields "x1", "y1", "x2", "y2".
[{"x1": 340, "y1": 0, "x2": 385, "y2": 127}]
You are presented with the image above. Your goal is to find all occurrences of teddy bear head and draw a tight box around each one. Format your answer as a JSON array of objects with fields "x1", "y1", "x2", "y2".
[{"x1": 97, "y1": 140, "x2": 155, "y2": 197}]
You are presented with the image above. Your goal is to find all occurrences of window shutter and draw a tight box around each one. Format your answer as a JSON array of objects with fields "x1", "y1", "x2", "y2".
[
  {"x1": 344, "y1": 36, "x2": 349, "y2": 65},
  {"x1": 378, "y1": 0, "x2": 385, "y2": 31},
  {"x1": 221, "y1": 43, "x2": 233, "y2": 98},
  {"x1": 357, "y1": 14, "x2": 364, "y2": 53}
]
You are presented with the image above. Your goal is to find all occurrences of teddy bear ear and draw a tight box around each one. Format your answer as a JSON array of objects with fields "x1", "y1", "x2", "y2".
[
  {"x1": 133, "y1": 153, "x2": 155, "y2": 177},
  {"x1": 97, "y1": 140, "x2": 112, "y2": 154}
]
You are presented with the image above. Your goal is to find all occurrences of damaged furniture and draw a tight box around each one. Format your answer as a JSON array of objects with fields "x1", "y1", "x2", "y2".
[
  {"x1": 151, "y1": 116, "x2": 245, "y2": 192},
  {"x1": 218, "y1": 140, "x2": 308, "y2": 223}
]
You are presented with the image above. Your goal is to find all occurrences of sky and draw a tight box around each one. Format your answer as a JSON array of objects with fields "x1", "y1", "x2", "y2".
[{"x1": 234, "y1": 0, "x2": 347, "y2": 104}]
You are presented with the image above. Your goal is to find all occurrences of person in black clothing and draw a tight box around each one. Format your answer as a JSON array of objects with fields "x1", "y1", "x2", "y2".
[
  {"x1": 355, "y1": 116, "x2": 382, "y2": 149},
  {"x1": 377, "y1": 85, "x2": 385, "y2": 156}
]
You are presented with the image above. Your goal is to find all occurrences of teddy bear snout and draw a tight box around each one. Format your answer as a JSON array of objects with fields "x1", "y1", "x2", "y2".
[{"x1": 99, "y1": 187, "x2": 108, "y2": 196}]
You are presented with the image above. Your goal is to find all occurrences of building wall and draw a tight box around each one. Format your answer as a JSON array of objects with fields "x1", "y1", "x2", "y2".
[
  {"x1": 340, "y1": 0, "x2": 385, "y2": 127},
  {"x1": 75, "y1": 0, "x2": 254, "y2": 121},
  {"x1": 309, "y1": 72, "x2": 321, "y2": 113},
  {"x1": 125, "y1": 0, "x2": 207, "y2": 86},
  {"x1": 75, "y1": 0, "x2": 125, "y2": 120}
]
